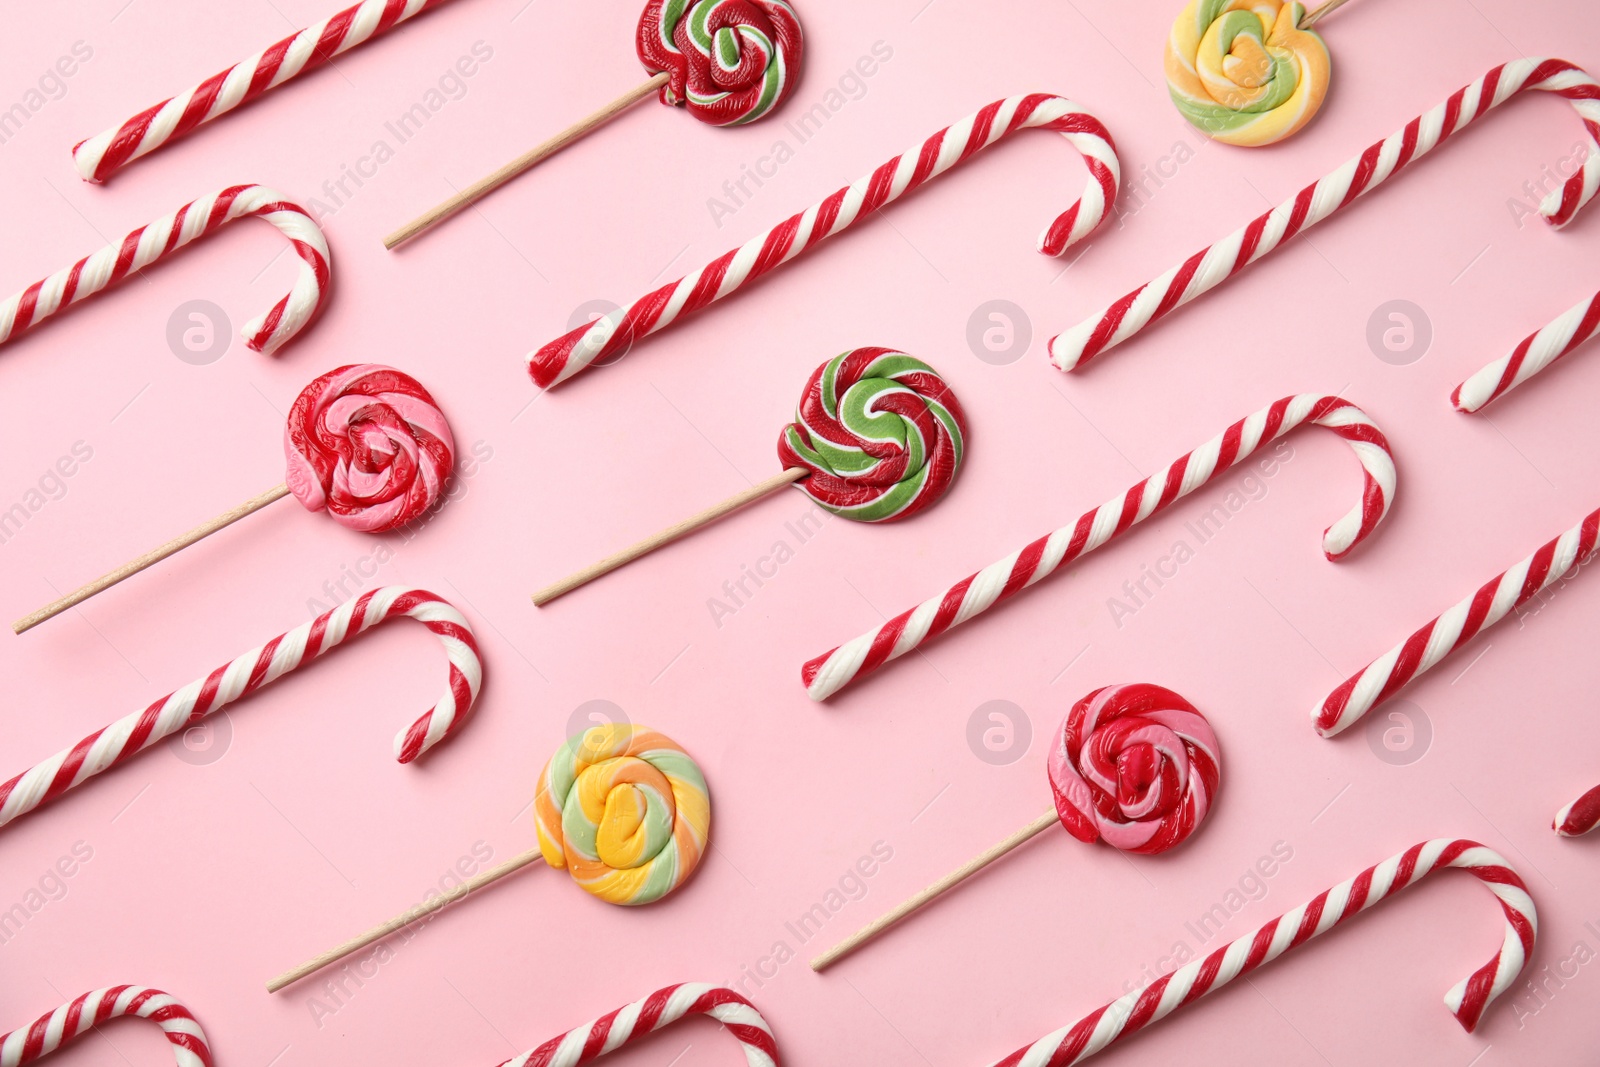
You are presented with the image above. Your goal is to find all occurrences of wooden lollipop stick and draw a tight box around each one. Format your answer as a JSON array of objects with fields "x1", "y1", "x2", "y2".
[
  {"x1": 811, "y1": 809, "x2": 1059, "y2": 972},
  {"x1": 267, "y1": 846, "x2": 543, "y2": 993},
  {"x1": 1301, "y1": 0, "x2": 1355, "y2": 27},
  {"x1": 384, "y1": 71, "x2": 671, "y2": 250},
  {"x1": 533, "y1": 467, "x2": 808, "y2": 606},
  {"x1": 13, "y1": 483, "x2": 292, "y2": 635}
]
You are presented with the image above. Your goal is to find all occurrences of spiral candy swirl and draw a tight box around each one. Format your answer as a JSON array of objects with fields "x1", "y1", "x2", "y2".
[
  {"x1": 777, "y1": 348, "x2": 967, "y2": 523},
  {"x1": 1165, "y1": 0, "x2": 1331, "y2": 147},
  {"x1": 637, "y1": 0, "x2": 803, "y2": 126},
  {"x1": 535, "y1": 724, "x2": 710, "y2": 905},
  {"x1": 284, "y1": 364, "x2": 455, "y2": 533},
  {"x1": 1048, "y1": 684, "x2": 1220, "y2": 855}
]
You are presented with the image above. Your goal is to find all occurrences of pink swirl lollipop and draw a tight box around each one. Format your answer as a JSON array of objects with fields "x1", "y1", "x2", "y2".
[
  {"x1": 285, "y1": 364, "x2": 454, "y2": 532},
  {"x1": 811, "y1": 684, "x2": 1222, "y2": 970},
  {"x1": 384, "y1": 0, "x2": 805, "y2": 247},
  {"x1": 1049, "y1": 684, "x2": 1220, "y2": 855},
  {"x1": 14, "y1": 364, "x2": 454, "y2": 633}
]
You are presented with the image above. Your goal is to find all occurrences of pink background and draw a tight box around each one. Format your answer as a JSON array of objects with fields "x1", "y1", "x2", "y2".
[{"x1": 3, "y1": 0, "x2": 1599, "y2": 1063}]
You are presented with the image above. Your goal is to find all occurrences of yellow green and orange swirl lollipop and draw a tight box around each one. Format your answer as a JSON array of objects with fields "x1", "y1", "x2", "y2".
[
  {"x1": 1165, "y1": 0, "x2": 1337, "y2": 147},
  {"x1": 535, "y1": 723, "x2": 711, "y2": 905},
  {"x1": 266, "y1": 722, "x2": 711, "y2": 992}
]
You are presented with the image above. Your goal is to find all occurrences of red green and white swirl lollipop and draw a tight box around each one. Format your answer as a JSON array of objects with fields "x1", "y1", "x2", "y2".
[
  {"x1": 811, "y1": 684, "x2": 1221, "y2": 970},
  {"x1": 387, "y1": 0, "x2": 804, "y2": 248},
  {"x1": 534, "y1": 347, "x2": 968, "y2": 604}
]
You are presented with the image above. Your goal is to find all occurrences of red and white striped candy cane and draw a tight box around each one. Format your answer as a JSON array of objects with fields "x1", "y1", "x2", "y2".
[
  {"x1": 1555, "y1": 784, "x2": 1600, "y2": 837},
  {"x1": 495, "y1": 984, "x2": 778, "y2": 1067},
  {"x1": 0, "y1": 586, "x2": 480, "y2": 830},
  {"x1": 1316, "y1": 507, "x2": 1599, "y2": 737},
  {"x1": 1051, "y1": 57, "x2": 1600, "y2": 372},
  {"x1": 0, "y1": 185, "x2": 329, "y2": 356},
  {"x1": 1, "y1": 986, "x2": 211, "y2": 1067},
  {"x1": 1453, "y1": 285, "x2": 1600, "y2": 412},
  {"x1": 528, "y1": 93, "x2": 1120, "y2": 388},
  {"x1": 804, "y1": 394, "x2": 1396, "y2": 701},
  {"x1": 73, "y1": 0, "x2": 449, "y2": 182},
  {"x1": 987, "y1": 839, "x2": 1534, "y2": 1066}
]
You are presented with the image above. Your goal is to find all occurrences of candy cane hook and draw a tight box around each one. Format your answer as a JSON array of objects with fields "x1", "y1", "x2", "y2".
[
  {"x1": 0, "y1": 184, "x2": 330, "y2": 356},
  {"x1": 804, "y1": 393, "x2": 1396, "y2": 700},
  {"x1": 0, "y1": 986, "x2": 211, "y2": 1067},
  {"x1": 1052, "y1": 57, "x2": 1600, "y2": 371},
  {"x1": 0, "y1": 586, "x2": 481, "y2": 830},
  {"x1": 1453, "y1": 284, "x2": 1600, "y2": 412},
  {"x1": 495, "y1": 984, "x2": 778, "y2": 1067},
  {"x1": 988, "y1": 840, "x2": 1533, "y2": 1065},
  {"x1": 529, "y1": 93, "x2": 1120, "y2": 388},
  {"x1": 1316, "y1": 507, "x2": 1599, "y2": 737},
  {"x1": 73, "y1": 0, "x2": 452, "y2": 183}
]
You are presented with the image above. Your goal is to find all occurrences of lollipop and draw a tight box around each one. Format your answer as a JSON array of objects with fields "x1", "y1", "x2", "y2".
[
  {"x1": 13, "y1": 365, "x2": 453, "y2": 633},
  {"x1": 532, "y1": 348, "x2": 967, "y2": 604},
  {"x1": 268, "y1": 723, "x2": 710, "y2": 991},
  {"x1": 811, "y1": 684, "x2": 1220, "y2": 970},
  {"x1": 1164, "y1": 0, "x2": 1339, "y2": 147},
  {"x1": 385, "y1": 0, "x2": 804, "y2": 248}
]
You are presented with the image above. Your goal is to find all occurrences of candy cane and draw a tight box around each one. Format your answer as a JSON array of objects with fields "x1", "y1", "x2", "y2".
[
  {"x1": 1453, "y1": 285, "x2": 1600, "y2": 412},
  {"x1": 0, "y1": 986, "x2": 210, "y2": 1067},
  {"x1": 0, "y1": 586, "x2": 480, "y2": 829},
  {"x1": 1555, "y1": 784, "x2": 1600, "y2": 837},
  {"x1": 804, "y1": 394, "x2": 1396, "y2": 701},
  {"x1": 1316, "y1": 507, "x2": 1599, "y2": 737},
  {"x1": 495, "y1": 984, "x2": 778, "y2": 1067},
  {"x1": 1051, "y1": 57, "x2": 1600, "y2": 371},
  {"x1": 987, "y1": 839, "x2": 1533, "y2": 1066},
  {"x1": 73, "y1": 0, "x2": 449, "y2": 183},
  {"x1": 0, "y1": 185, "x2": 330, "y2": 356},
  {"x1": 528, "y1": 93, "x2": 1120, "y2": 388}
]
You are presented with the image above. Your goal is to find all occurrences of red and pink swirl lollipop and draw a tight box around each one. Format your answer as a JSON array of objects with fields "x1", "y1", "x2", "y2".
[
  {"x1": 811, "y1": 684, "x2": 1221, "y2": 970},
  {"x1": 14, "y1": 364, "x2": 454, "y2": 633},
  {"x1": 386, "y1": 0, "x2": 804, "y2": 248}
]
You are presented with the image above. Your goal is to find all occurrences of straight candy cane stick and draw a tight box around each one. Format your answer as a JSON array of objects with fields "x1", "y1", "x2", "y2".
[
  {"x1": 804, "y1": 394, "x2": 1396, "y2": 700},
  {"x1": 1052, "y1": 57, "x2": 1600, "y2": 371},
  {"x1": 73, "y1": 0, "x2": 452, "y2": 182},
  {"x1": 1316, "y1": 507, "x2": 1600, "y2": 736},
  {"x1": 495, "y1": 984, "x2": 778, "y2": 1067},
  {"x1": 1453, "y1": 285, "x2": 1600, "y2": 411},
  {"x1": 0, "y1": 986, "x2": 211, "y2": 1067},
  {"x1": 986, "y1": 839, "x2": 1534, "y2": 1065},
  {"x1": 0, "y1": 586, "x2": 481, "y2": 829},
  {"x1": 1555, "y1": 784, "x2": 1600, "y2": 837},
  {"x1": 0, "y1": 184, "x2": 329, "y2": 355},
  {"x1": 528, "y1": 93, "x2": 1120, "y2": 388}
]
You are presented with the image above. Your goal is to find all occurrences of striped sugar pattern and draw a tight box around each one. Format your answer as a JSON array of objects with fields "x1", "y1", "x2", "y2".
[
  {"x1": 1316, "y1": 507, "x2": 1600, "y2": 737},
  {"x1": 803, "y1": 394, "x2": 1396, "y2": 701},
  {"x1": 1453, "y1": 285, "x2": 1600, "y2": 412},
  {"x1": 0, "y1": 586, "x2": 481, "y2": 829},
  {"x1": 0, "y1": 986, "x2": 210, "y2": 1067},
  {"x1": 1051, "y1": 58, "x2": 1600, "y2": 372},
  {"x1": 0, "y1": 184, "x2": 330, "y2": 356},
  {"x1": 988, "y1": 840, "x2": 1534, "y2": 1066},
  {"x1": 73, "y1": 0, "x2": 446, "y2": 182},
  {"x1": 496, "y1": 984, "x2": 778, "y2": 1067},
  {"x1": 1555, "y1": 784, "x2": 1600, "y2": 837},
  {"x1": 528, "y1": 93, "x2": 1120, "y2": 388}
]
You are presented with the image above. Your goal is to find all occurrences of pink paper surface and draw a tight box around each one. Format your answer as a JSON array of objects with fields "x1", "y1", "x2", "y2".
[{"x1": 2, "y1": 1, "x2": 1598, "y2": 1064}]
